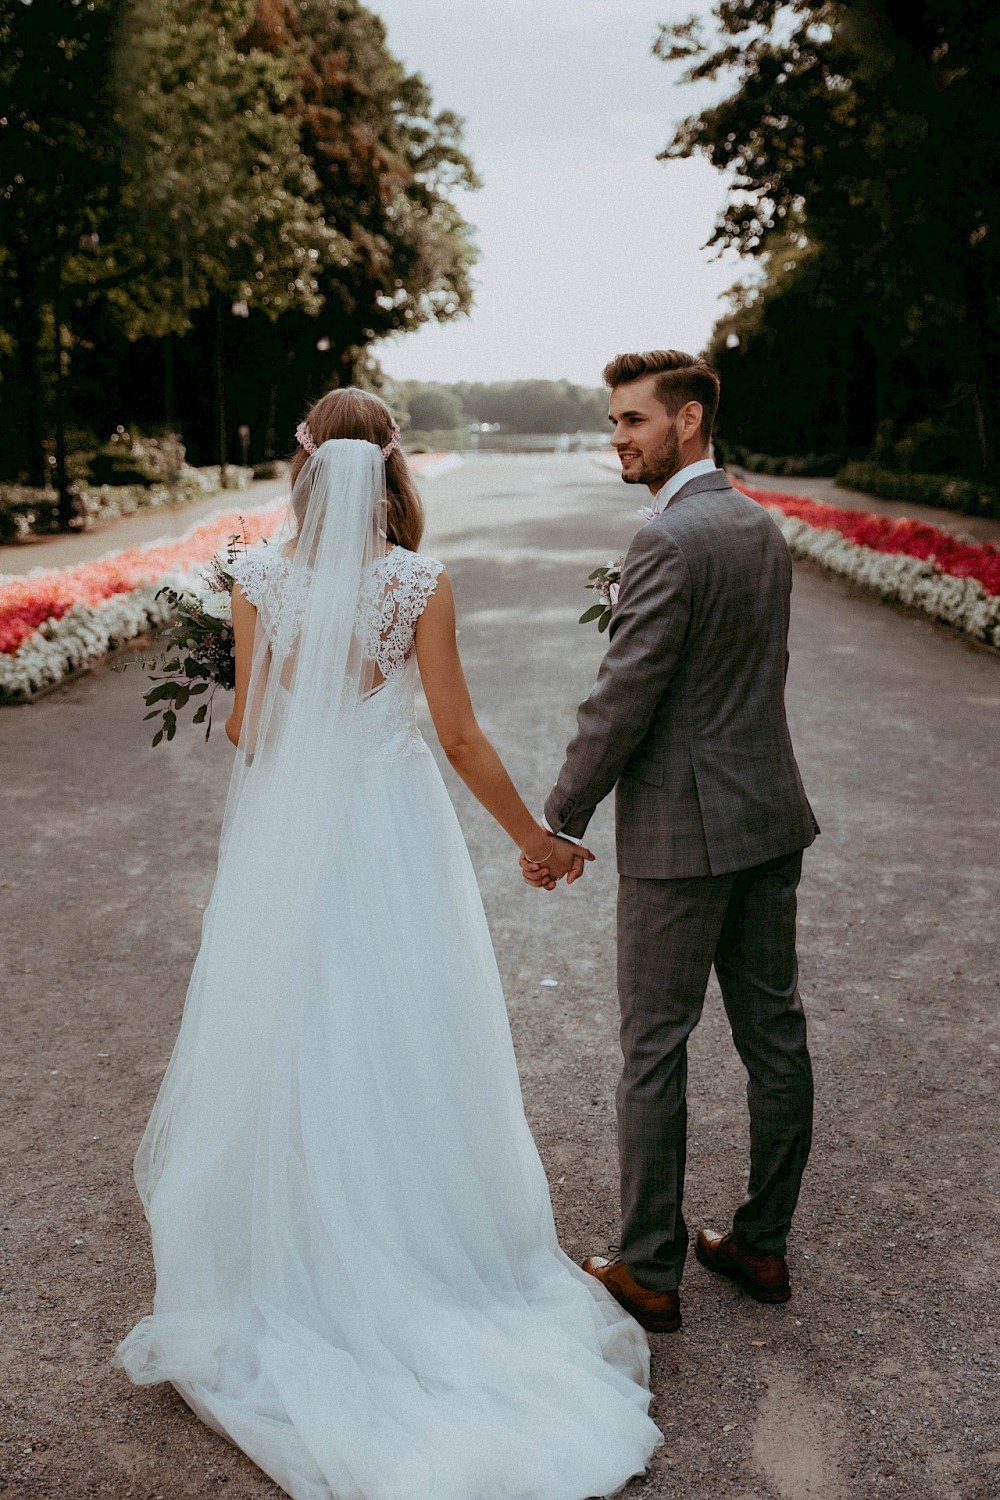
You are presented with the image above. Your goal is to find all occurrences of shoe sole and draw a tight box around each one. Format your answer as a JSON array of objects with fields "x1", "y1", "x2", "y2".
[
  {"x1": 633, "y1": 1310, "x2": 682, "y2": 1334},
  {"x1": 585, "y1": 1266, "x2": 682, "y2": 1332},
  {"x1": 695, "y1": 1242, "x2": 791, "y2": 1304}
]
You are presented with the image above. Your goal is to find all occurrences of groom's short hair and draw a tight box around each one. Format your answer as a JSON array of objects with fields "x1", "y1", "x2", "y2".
[{"x1": 603, "y1": 350, "x2": 720, "y2": 442}]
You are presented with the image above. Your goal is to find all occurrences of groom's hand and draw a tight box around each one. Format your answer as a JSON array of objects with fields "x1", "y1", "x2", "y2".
[{"x1": 520, "y1": 836, "x2": 595, "y2": 890}]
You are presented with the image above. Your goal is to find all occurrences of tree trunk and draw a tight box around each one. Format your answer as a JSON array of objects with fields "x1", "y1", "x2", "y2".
[
  {"x1": 53, "y1": 258, "x2": 75, "y2": 532},
  {"x1": 214, "y1": 298, "x2": 228, "y2": 483},
  {"x1": 163, "y1": 333, "x2": 175, "y2": 428},
  {"x1": 12, "y1": 256, "x2": 48, "y2": 488},
  {"x1": 265, "y1": 381, "x2": 278, "y2": 460}
]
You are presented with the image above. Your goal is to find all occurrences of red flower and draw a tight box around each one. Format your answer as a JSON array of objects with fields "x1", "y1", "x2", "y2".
[{"x1": 736, "y1": 485, "x2": 1000, "y2": 596}]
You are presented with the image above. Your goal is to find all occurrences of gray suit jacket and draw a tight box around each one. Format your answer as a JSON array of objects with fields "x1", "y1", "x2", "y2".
[{"x1": 544, "y1": 470, "x2": 818, "y2": 879}]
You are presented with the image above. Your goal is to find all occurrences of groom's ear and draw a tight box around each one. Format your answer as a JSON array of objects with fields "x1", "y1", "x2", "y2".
[{"x1": 677, "y1": 400, "x2": 704, "y2": 440}]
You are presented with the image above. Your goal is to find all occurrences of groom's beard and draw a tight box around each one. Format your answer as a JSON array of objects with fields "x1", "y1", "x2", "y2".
[{"x1": 620, "y1": 426, "x2": 681, "y2": 489}]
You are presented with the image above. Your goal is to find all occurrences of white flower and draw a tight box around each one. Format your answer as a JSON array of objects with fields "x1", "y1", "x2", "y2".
[{"x1": 198, "y1": 592, "x2": 232, "y2": 623}]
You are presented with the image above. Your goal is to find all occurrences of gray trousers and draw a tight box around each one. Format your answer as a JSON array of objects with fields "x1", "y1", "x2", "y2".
[{"x1": 616, "y1": 849, "x2": 813, "y2": 1291}]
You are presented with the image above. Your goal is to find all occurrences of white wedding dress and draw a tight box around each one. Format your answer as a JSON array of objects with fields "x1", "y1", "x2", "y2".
[{"x1": 116, "y1": 441, "x2": 660, "y2": 1500}]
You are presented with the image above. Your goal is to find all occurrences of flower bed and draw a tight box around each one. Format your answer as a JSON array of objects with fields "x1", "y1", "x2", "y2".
[
  {"x1": 0, "y1": 466, "x2": 253, "y2": 543},
  {"x1": 738, "y1": 483, "x2": 1000, "y2": 647},
  {"x1": 0, "y1": 502, "x2": 286, "y2": 703}
]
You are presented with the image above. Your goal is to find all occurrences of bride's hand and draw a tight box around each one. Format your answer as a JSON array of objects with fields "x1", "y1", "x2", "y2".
[{"x1": 520, "y1": 834, "x2": 595, "y2": 890}]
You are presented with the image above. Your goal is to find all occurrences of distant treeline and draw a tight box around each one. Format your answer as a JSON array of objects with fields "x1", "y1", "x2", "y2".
[{"x1": 391, "y1": 381, "x2": 609, "y2": 435}]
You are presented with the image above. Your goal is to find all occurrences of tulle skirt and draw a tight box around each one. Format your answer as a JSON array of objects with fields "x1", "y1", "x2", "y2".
[{"x1": 116, "y1": 742, "x2": 661, "y2": 1500}]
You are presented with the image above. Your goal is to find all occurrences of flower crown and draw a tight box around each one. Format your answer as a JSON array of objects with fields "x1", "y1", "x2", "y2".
[{"x1": 295, "y1": 419, "x2": 401, "y2": 461}]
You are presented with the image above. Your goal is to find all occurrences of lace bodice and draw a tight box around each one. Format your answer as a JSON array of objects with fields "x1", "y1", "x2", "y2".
[
  {"x1": 229, "y1": 543, "x2": 444, "y2": 681},
  {"x1": 229, "y1": 543, "x2": 444, "y2": 762}
]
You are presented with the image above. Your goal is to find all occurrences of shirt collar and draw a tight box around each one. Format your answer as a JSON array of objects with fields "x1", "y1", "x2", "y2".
[{"x1": 655, "y1": 458, "x2": 718, "y2": 514}]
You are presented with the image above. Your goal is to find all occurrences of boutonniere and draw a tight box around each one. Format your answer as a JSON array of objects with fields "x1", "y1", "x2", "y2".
[{"x1": 579, "y1": 557, "x2": 624, "y2": 632}]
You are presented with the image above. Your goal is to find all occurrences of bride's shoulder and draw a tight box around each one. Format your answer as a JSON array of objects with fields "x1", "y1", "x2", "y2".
[
  {"x1": 229, "y1": 543, "x2": 286, "y2": 609},
  {"x1": 384, "y1": 547, "x2": 446, "y2": 621},
  {"x1": 387, "y1": 545, "x2": 446, "y2": 582}
]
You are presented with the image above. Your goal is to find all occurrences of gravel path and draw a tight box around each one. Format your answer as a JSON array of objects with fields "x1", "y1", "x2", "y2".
[{"x1": 2, "y1": 454, "x2": 998, "y2": 1498}]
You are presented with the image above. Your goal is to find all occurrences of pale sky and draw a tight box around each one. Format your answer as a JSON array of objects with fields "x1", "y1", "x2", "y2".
[{"x1": 371, "y1": 0, "x2": 741, "y2": 386}]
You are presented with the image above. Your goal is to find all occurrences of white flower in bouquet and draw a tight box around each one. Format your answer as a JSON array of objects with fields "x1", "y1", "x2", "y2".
[{"x1": 198, "y1": 590, "x2": 233, "y2": 623}]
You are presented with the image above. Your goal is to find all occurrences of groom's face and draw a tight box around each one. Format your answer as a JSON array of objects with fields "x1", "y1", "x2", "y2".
[{"x1": 608, "y1": 377, "x2": 682, "y2": 494}]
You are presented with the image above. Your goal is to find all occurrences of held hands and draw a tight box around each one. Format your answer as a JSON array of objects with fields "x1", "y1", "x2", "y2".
[{"x1": 519, "y1": 829, "x2": 595, "y2": 892}]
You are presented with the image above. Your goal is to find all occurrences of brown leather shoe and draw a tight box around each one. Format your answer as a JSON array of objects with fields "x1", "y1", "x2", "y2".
[
  {"x1": 695, "y1": 1228, "x2": 791, "y2": 1303},
  {"x1": 582, "y1": 1255, "x2": 682, "y2": 1333}
]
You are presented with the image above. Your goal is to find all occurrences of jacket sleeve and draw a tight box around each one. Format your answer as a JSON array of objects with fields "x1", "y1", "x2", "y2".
[{"x1": 543, "y1": 522, "x2": 691, "y2": 839}]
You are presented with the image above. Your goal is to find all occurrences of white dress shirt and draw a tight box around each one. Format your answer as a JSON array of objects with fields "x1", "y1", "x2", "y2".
[
  {"x1": 540, "y1": 457, "x2": 719, "y2": 849},
  {"x1": 652, "y1": 457, "x2": 718, "y2": 514}
]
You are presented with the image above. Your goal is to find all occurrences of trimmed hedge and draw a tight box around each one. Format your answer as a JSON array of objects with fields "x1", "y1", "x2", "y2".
[
  {"x1": 836, "y1": 463, "x2": 1000, "y2": 521},
  {"x1": 729, "y1": 447, "x2": 845, "y2": 478},
  {"x1": 0, "y1": 467, "x2": 253, "y2": 545}
]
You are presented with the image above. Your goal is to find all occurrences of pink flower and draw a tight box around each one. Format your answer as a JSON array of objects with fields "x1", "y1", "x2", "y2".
[
  {"x1": 0, "y1": 501, "x2": 286, "y2": 655},
  {"x1": 609, "y1": 582, "x2": 620, "y2": 606}
]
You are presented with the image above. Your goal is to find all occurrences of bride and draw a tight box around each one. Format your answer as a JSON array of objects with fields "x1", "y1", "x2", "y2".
[{"x1": 115, "y1": 387, "x2": 662, "y2": 1500}]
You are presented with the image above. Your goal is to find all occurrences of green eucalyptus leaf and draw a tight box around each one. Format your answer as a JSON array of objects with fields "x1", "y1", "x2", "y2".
[{"x1": 579, "y1": 604, "x2": 605, "y2": 624}]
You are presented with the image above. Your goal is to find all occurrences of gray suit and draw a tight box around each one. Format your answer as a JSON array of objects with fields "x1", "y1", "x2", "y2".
[{"x1": 545, "y1": 469, "x2": 816, "y2": 1288}]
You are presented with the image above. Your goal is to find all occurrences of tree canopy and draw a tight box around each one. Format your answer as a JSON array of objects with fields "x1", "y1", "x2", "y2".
[
  {"x1": 0, "y1": 0, "x2": 479, "y2": 498},
  {"x1": 660, "y1": 1, "x2": 1000, "y2": 477}
]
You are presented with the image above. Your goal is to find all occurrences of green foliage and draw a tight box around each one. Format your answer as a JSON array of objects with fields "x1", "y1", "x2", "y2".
[
  {"x1": 662, "y1": 2, "x2": 1000, "y2": 482},
  {"x1": 732, "y1": 449, "x2": 845, "y2": 478},
  {"x1": 245, "y1": 0, "x2": 480, "y2": 381},
  {"x1": 0, "y1": 0, "x2": 126, "y2": 489},
  {"x1": 406, "y1": 386, "x2": 466, "y2": 431},
  {"x1": 579, "y1": 560, "x2": 622, "y2": 633},
  {"x1": 0, "y1": 0, "x2": 480, "y2": 488},
  {"x1": 836, "y1": 463, "x2": 1000, "y2": 521},
  {"x1": 393, "y1": 380, "x2": 609, "y2": 435},
  {"x1": 115, "y1": 0, "x2": 341, "y2": 332},
  {"x1": 144, "y1": 546, "x2": 243, "y2": 745}
]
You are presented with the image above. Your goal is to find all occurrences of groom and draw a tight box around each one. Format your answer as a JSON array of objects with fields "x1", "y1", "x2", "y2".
[{"x1": 523, "y1": 349, "x2": 817, "y2": 1333}]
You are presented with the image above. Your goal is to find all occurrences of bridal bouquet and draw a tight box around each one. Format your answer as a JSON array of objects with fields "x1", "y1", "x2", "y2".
[
  {"x1": 579, "y1": 557, "x2": 624, "y2": 633},
  {"x1": 142, "y1": 529, "x2": 252, "y2": 746}
]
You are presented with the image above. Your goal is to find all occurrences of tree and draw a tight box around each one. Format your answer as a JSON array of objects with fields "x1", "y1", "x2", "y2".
[
  {"x1": 1, "y1": 0, "x2": 481, "y2": 482},
  {"x1": 659, "y1": 2, "x2": 1000, "y2": 474},
  {"x1": 114, "y1": 0, "x2": 343, "y2": 472},
  {"x1": 230, "y1": 0, "x2": 479, "y2": 451},
  {"x1": 393, "y1": 381, "x2": 609, "y2": 435},
  {"x1": 0, "y1": 0, "x2": 125, "y2": 513},
  {"x1": 405, "y1": 385, "x2": 465, "y2": 431}
]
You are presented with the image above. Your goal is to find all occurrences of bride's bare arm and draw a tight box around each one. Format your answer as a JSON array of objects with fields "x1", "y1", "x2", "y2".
[
  {"x1": 225, "y1": 583, "x2": 258, "y2": 746},
  {"x1": 414, "y1": 572, "x2": 593, "y2": 880}
]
